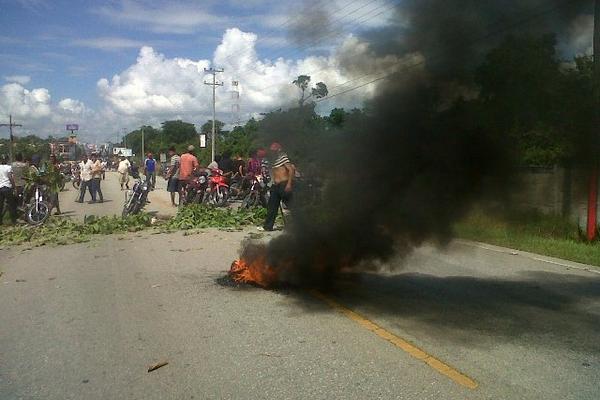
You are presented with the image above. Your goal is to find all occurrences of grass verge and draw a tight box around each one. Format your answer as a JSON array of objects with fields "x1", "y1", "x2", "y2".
[{"x1": 455, "y1": 209, "x2": 600, "y2": 267}]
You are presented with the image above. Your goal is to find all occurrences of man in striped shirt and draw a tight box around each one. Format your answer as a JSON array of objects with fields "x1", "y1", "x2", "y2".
[{"x1": 260, "y1": 142, "x2": 295, "y2": 231}]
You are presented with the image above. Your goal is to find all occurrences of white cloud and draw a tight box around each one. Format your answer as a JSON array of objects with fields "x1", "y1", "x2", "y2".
[
  {"x1": 0, "y1": 82, "x2": 103, "y2": 142},
  {"x1": 98, "y1": 28, "x2": 422, "y2": 131},
  {"x1": 71, "y1": 37, "x2": 147, "y2": 51},
  {"x1": 1, "y1": 27, "x2": 418, "y2": 143},
  {"x1": 4, "y1": 75, "x2": 31, "y2": 85},
  {"x1": 58, "y1": 98, "x2": 87, "y2": 114},
  {"x1": 0, "y1": 83, "x2": 51, "y2": 119}
]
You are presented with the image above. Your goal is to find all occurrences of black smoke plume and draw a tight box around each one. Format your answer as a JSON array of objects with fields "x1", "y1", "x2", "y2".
[{"x1": 249, "y1": 0, "x2": 593, "y2": 287}]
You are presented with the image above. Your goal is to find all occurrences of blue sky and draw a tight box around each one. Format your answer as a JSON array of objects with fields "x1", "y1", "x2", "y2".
[
  {"x1": 0, "y1": 0, "x2": 592, "y2": 143},
  {"x1": 0, "y1": 0, "x2": 399, "y2": 141},
  {"x1": 1, "y1": 0, "x2": 288, "y2": 107}
]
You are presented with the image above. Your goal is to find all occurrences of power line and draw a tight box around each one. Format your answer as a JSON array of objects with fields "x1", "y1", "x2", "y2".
[
  {"x1": 230, "y1": 0, "x2": 578, "y2": 125},
  {"x1": 316, "y1": 0, "x2": 579, "y2": 103}
]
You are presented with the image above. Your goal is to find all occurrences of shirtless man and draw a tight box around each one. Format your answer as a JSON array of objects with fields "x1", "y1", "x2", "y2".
[{"x1": 260, "y1": 142, "x2": 295, "y2": 231}]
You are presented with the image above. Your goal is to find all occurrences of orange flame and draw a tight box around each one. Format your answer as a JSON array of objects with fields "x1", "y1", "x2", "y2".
[{"x1": 229, "y1": 256, "x2": 278, "y2": 288}]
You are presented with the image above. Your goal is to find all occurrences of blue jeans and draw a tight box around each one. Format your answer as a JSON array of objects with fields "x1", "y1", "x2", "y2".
[
  {"x1": 90, "y1": 178, "x2": 103, "y2": 201},
  {"x1": 78, "y1": 180, "x2": 93, "y2": 202}
]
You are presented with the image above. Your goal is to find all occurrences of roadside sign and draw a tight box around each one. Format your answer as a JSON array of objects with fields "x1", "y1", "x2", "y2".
[
  {"x1": 200, "y1": 134, "x2": 206, "y2": 148},
  {"x1": 66, "y1": 124, "x2": 79, "y2": 131},
  {"x1": 114, "y1": 147, "x2": 132, "y2": 157}
]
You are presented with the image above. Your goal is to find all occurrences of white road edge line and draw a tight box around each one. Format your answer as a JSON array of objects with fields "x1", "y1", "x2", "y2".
[{"x1": 454, "y1": 239, "x2": 600, "y2": 276}]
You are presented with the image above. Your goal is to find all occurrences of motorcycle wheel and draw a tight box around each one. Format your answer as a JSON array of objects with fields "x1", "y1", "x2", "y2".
[
  {"x1": 122, "y1": 193, "x2": 134, "y2": 217},
  {"x1": 60, "y1": 178, "x2": 66, "y2": 191},
  {"x1": 25, "y1": 201, "x2": 50, "y2": 225},
  {"x1": 72, "y1": 179, "x2": 80, "y2": 189},
  {"x1": 229, "y1": 181, "x2": 241, "y2": 199},
  {"x1": 215, "y1": 187, "x2": 229, "y2": 207},
  {"x1": 241, "y1": 191, "x2": 258, "y2": 209}
]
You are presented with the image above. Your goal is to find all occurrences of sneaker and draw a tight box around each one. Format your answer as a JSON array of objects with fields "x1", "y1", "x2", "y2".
[{"x1": 257, "y1": 226, "x2": 273, "y2": 232}]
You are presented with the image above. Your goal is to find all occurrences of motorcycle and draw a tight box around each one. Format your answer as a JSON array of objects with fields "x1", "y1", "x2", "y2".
[
  {"x1": 241, "y1": 174, "x2": 268, "y2": 209},
  {"x1": 122, "y1": 177, "x2": 150, "y2": 217},
  {"x1": 206, "y1": 168, "x2": 229, "y2": 207},
  {"x1": 180, "y1": 170, "x2": 209, "y2": 206}
]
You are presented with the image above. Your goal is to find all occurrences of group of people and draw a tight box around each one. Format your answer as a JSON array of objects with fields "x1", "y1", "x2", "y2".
[
  {"x1": 163, "y1": 142, "x2": 295, "y2": 231},
  {"x1": 2, "y1": 141, "x2": 296, "y2": 232},
  {"x1": 76, "y1": 152, "x2": 105, "y2": 203}
]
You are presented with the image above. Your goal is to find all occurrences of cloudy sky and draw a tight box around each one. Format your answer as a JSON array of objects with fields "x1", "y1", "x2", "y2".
[{"x1": 0, "y1": 0, "x2": 401, "y2": 143}]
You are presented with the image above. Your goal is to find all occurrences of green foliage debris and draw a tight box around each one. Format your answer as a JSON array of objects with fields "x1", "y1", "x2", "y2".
[{"x1": 0, "y1": 206, "x2": 267, "y2": 248}]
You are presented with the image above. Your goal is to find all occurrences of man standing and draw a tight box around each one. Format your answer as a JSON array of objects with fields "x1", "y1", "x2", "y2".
[
  {"x1": 90, "y1": 152, "x2": 104, "y2": 203},
  {"x1": 260, "y1": 142, "x2": 295, "y2": 232},
  {"x1": 144, "y1": 153, "x2": 156, "y2": 190},
  {"x1": 76, "y1": 154, "x2": 93, "y2": 203},
  {"x1": 0, "y1": 154, "x2": 17, "y2": 225},
  {"x1": 117, "y1": 156, "x2": 131, "y2": 190},
  {"x1": 178, "y1": 145, "x2": 199, "y2": 199},
  {"x1": 166, "y1": 146, "x2": 180, "y2": 206},
  {"x1": 11, "y1": 153, "x2": 27, "y2": 201}
]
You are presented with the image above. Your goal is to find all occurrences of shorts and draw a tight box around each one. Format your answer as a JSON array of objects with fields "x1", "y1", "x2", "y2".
[{"x1": 167, "y1": 177, "x2": 179, "y2": 192}]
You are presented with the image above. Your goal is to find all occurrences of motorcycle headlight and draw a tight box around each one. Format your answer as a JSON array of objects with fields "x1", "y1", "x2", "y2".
[{"x1": 199, "y1": 176, "x2": 206, "y2": 183}]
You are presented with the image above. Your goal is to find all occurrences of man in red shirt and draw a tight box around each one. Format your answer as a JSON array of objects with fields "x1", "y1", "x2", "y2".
[{"x1": 178, "y1": 144, "x2": 199, "y2": 198}]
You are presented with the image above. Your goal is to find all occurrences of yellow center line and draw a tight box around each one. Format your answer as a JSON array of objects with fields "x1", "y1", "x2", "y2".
[{"x1": 309, "y1": 289, "x2": 478, "y2": 390}]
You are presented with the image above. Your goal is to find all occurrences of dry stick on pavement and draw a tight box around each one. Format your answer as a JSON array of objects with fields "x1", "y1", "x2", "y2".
[{"x1": 147, "y1": 361, "x2": 169, "y2": 372}]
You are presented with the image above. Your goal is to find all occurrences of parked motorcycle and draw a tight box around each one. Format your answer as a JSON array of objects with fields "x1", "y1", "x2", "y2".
[
  {"x1": 122, "y1": 177, "x2": 150, "y2": 217},
  {"x1": 180, "y1": 170, "x2": 209, "y2": 206},
  {"x1": 241, "y1": 174, "x2": 268, "y2": 209},
  {"x1": 206, "y1": 168, "x2": 229, "y2": 207}
]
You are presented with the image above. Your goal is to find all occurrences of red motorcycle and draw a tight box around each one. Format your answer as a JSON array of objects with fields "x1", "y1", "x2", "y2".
[
  {"x1": 206, "y1": 168, "x2": 229, "y2": 207},
  {"x1": 180, "y1": 170, "x2": 209, "y2": 206}
]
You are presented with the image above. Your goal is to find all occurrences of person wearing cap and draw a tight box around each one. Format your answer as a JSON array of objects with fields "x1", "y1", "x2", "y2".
[
  {"x1": 259, "y1": 142, "x2": 295, "y2": 231},
  {"x1": 0, "y1": 154, "x2": 17, "y2": 225},
  {"x1": 178, "y1": 145, "x2": 199, "y2": 198},
  {"x1": 144, "y1": 152, "x2": 156, "y2": 190}
]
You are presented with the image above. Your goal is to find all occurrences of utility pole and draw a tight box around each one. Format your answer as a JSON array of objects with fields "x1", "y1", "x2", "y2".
[
  {"x1": 141, "y1": 127, "x2": 145, "y2": 164},
  {"x1": 0, "y1": 115, "x2": 22, "y2": 163},
  {"x1": 204, "y1": 67, "x2": 224, "y2": 162},
  {"x1": 588, "y1": 0, "x2": 600, "y2": 241}
]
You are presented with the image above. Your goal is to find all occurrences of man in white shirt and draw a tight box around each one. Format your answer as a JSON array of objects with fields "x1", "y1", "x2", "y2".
[
  {"x1": 0, "y1": 154, "x2": 17, "y2": 224},
  {"x1": 76, "y1": 154, "x2": 94, "y2": 203},
  {"x1": 117, "y1": 156, "x2": 131, "y2": 190}
]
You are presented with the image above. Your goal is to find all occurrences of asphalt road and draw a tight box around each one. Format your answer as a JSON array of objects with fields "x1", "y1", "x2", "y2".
[
  {"x1": 57, "y1": 171, "x2": 177, "y2": 221},
  {"x1": 0, "y1": 230, "x2": 598, "y2": 399}
]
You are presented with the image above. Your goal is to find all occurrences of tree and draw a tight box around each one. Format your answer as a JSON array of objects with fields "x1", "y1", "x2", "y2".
[
  {"x1": 293, "y1": 75, "x2": 328, "y2": 106},
  {"x1": 474, "y1": 34, "x2": 579, "y2": 166},
  {"x1": 161, "y1": 120, "x2": 197, "y2": 144},
  {"x1": 200, "y1": 120, "x2": 225, "y2": 135}
]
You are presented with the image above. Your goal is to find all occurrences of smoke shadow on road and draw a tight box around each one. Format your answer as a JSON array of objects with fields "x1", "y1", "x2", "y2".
[{"x1": 293, "y1": 271, "x2": 600, "y2": 353}]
